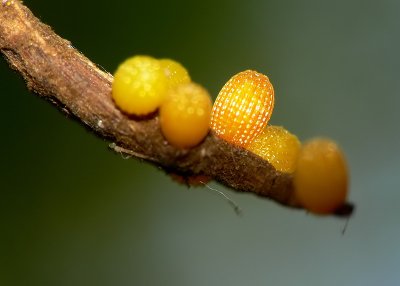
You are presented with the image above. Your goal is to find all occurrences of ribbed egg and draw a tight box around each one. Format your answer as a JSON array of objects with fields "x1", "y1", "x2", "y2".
[{"x1": 210, "y1": 70, "x2": 274, "y2": 148}]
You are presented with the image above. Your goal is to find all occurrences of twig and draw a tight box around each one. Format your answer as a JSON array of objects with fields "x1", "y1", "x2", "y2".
[{"x1": 0, "y1": 1, "x2": 353, "y2": 217}]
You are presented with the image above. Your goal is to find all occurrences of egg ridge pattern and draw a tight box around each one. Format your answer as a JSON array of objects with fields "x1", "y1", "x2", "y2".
[{"x1": 210, "y1": 70, "x2": 275, "y2": 147}]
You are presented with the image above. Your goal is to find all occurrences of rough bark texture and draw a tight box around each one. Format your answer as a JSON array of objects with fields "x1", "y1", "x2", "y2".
[{"x1": 0, "y1": 0, "x2": 353, "y2": 217}]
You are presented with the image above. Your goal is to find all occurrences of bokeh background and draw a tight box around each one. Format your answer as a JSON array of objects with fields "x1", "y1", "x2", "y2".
[{"x1": 1, "y1": 0, "x2": 400, "y2": 285}]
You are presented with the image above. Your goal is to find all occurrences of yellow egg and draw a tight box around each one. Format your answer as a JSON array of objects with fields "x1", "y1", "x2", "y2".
[
  {"x1": 293, "y1": 138, "x2": 349, "y2": 214},
  {"x1": 159, "y1": 58, "x2": 191, "y2": 89},
  {"x1": 160, "y1": 82, "x2": 212, "y2": 148},
  {"x1": 112, "y1": 55, "x2": 167, "y2": 116},
  {"x1": 210, "y1": 70, "x2": 275, "y2": 148},
  {"x1": 247, "y1": 126, "x2": 301, "y2": 173}
]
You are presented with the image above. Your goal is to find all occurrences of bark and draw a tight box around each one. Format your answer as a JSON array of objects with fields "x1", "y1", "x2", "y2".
[{"x1": 0, "y1": 0, "x2": 353, "y2": 217}]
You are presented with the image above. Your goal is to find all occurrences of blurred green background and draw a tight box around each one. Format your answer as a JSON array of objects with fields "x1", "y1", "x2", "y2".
[{"x1": 1, "y1": 0, "x2": 400, "y2": 285}]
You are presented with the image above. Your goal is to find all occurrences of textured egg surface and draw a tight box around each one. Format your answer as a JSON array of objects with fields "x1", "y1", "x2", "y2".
[
  {"x1": 112, "y1": 55, "x2": 167, "y2": 115},
  {"x1": 160, "y1": 58, "x2": 191, "y2": 89},
  {"x1": 248, "y1": 126, "x2": 301, "y2": 173},
  {"x1": 160, "y1": 82, "x2": 212, "y2": 148},
  {"x1": 210, "y1": 70, "x2": 274, "y2": 148}
]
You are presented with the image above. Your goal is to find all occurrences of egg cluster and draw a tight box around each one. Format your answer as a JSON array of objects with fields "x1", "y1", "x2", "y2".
[
  {"x1": 210, "y1": 70, "x2": 349, "y2": 214},
  {"x1": 112, "y1": 57, "x2": 349, "y2": 214},
  {"x1": 112, "y1": 55, "x2": 212, "y2": 149}
]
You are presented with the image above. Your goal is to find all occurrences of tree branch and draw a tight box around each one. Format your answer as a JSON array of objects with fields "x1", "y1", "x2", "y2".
[{"x1": 0, "y1": 0, "x2": 353, "y2": 217}]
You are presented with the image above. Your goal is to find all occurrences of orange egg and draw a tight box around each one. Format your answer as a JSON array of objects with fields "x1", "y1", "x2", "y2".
[
  {"x1": 293, "y1": 138, "x2": 349, "y2": 214},
  {"x1": 160, "y1": 82, "x2": 212, "y2": 149},
  {"x1": 210, "y1": 70, "x2": 274, "y2": 148}
]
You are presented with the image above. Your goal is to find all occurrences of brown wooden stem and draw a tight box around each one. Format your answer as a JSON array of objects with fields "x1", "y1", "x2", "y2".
[{"x1": 0, "y1": 0, "x2": 353, "y2": 217}]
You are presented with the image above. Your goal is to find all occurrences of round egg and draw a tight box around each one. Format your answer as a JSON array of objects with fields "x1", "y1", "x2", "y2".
[
  {"x1": 294, "y1": 138, "x2": 349, "y2": 214},
  {"x1": 160, "y1": 82, "x2": 212, "y2": 148}
]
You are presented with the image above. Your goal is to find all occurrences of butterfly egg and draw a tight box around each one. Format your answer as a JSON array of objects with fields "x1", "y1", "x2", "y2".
[
  {"x1": 247, "y1": 126, "x2": 301, "y2": 173},
  {"x1": 293, "y1": 138, "x2": 349, "y2": 214},
  {"x1": 112, "y1": 55, "x2": 167, "y2": 115},
  {"x1": 210, "y1": 70, "x2": 274, "y2": 148},
  {"x1": 160, "y1": 58, "x2": 191, "y2": 89},
  {"x1": 160, "y1": 82, "x2": 212, "y2": 149}
]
